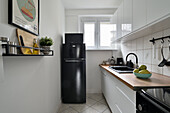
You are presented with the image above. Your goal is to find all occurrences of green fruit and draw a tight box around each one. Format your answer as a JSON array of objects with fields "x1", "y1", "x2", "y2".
[
  {"x1": 133, "y1": 69, "x2": 139, "y2": 73},
  {"x1": 139, "y1": 65, "x2": 147, "y2": 70},
  {"x1": 139, "y1": 70, "x2": 151, "y2": 74}
]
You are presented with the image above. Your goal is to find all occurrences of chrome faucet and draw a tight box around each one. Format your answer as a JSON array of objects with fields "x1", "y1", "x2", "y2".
[{"x1": 126, "y1": 53, "x2": 138, "y2": 68}]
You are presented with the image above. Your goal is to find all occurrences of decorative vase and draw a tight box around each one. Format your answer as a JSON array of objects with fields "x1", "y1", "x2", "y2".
[{"x1": 41, "y1": 46, "x2": 51, "y2": 55}]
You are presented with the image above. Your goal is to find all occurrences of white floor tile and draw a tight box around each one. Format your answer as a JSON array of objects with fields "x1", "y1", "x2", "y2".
[
  {"x1": 98, "y1": 99, "x2": 107, "y2": 105},
  {"x1": 87, "y1": 93, "x2": 104, "y2": 101},
  {"x1": 91, "y1": 102, "x2": 108, "y2": 112},
  {"x1": 86, "y1": 97, "x2": 97, "y2": 106},
  {"x1": 103, "y1": 108, "x2": 112, "y2": 113},
  {"x1": 71, "y1": 104, "x2": 89, "y2": 112},
  {"x1": 61, "y1": 107, "x2": 78, "y2": 113},
  {"x1": 82, "y1": 107, "x2": 100, "y2": 113},
  {"x1": 58, "y1": 94, "x2": 110, "y2": 113},
  {"x1": 57, "y1": 104, "x2": 70, "y2": 113}
]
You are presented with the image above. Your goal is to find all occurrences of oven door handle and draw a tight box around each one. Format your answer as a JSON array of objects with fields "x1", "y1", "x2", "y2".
[{"x1": 139, "y1": 91, "x2": 170, "y2": 113}]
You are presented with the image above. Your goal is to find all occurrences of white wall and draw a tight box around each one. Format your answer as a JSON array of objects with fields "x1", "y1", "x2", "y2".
[
  {"x1": 65, "y1": 9, "x2": 117, "y2": 93},
  {"x1": 121, "y1": 28, "x2": 170, "y2": 76},
  {"x1": 65, "y1": 9, "x2": 117, "y2": 33},
  {"x1": 0, "y1": 0, "x2": 65, "y2": 113}
]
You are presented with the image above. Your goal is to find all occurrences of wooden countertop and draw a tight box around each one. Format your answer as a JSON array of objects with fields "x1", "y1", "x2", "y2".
[{"x1": 100, "y1": 65, "x2": 170, "y2": 91}]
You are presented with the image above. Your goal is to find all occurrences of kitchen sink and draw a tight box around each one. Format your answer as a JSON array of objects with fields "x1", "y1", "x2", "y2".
[{"x1": 109, "y1": 66, "x2": 134, "y2": 73}]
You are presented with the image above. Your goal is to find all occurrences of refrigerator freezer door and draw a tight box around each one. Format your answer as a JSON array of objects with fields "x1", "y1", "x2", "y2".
[
  {"x1": 61, "y1": 61, "x2": 86, "y2": 103},
  {"x1": 63, "y1": 44, "x2": 85, "y2": 59}
]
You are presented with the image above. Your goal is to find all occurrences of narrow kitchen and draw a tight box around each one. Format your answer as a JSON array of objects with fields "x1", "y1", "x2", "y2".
[{"x1": 0, "y1": 0, "x2": 170, "y2": 113}]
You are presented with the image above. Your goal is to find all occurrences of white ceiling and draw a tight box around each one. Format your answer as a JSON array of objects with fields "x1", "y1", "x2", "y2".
[{"x1": 61, "y1": 0, "x2": 122, "y2": 9}]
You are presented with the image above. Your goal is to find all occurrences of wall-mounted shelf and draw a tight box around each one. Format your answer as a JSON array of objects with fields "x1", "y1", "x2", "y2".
[{"x1": 2, "y1": 44, "x2": 54, "y2": 56}]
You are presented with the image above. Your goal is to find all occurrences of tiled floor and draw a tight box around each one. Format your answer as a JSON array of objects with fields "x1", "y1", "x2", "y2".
[{"x1": 58, "y1": 93, "x2": 112, "y2": 113}]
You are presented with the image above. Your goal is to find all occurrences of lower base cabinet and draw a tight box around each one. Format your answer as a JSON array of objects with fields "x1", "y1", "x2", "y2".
[{"x1": 101, "y1": 68, "x2": 136, "y2": 113}]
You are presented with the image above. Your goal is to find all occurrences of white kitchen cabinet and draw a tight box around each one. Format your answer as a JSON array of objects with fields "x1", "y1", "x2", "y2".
[
  {"x1": 147, "y1": 0, "x2": 170, "y2": 24},
  {"x1": 117, "y1": 2, "x2": 123, "y2": 39},
  {"x1": 123, "y1": 0, "x2": 132, "y2": 36},
  {"x1": 111, "y1": 11, "x2": 118, "y2": 42},
  {"x1": 100, "y1": 68, "x2": 136, "y2": 113},
  {"x1": 132, "y1": 0, "x2": 147, "y2": 31}
]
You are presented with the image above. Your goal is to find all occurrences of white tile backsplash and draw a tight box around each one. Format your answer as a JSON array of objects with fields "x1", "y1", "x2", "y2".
[
  {"x1": 144, "y1": 35, "x2": 152, "y2": 49},
  {"x1": 163, "y1": 66, "x2": 170, "y2": 76},
  {"x1": 136, "y1": 50, "x2": 144, "y2": 63},
  {"x1": 131, "y1": 40, "x2": 137, "y2": 51},
  {"x1": 152, "y1": 48, "x2": 162, "y2": 65},
  {"x1": 121, "y1": 28, "x2": 170, "y2": 76},
  {"x1": 152, "y1": 65, "x2": 163, "y2": 74},
  {"x1": 144, "y1": 49, "x2": 152, "y2": 64},
  {"x1": 136, "y1": 37, "x2": 144, "y2": 50}
]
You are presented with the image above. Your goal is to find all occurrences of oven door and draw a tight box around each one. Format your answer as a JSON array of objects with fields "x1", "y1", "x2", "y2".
[{"x1": 136, "y1": 90, "x2": 170, "y2": 113}]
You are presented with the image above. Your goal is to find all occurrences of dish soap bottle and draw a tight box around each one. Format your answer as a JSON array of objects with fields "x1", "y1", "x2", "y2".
[
  {"x1": 110, "y1": 56, "x2": 115, "y2": 65},
  {"x1": 33, "y1": 39, "x2": 39, "y2": 55}
]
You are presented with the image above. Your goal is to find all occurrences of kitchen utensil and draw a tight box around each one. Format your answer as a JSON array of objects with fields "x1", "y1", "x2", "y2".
[
  {"x1": 0, "y1": 37, "x2": 9, "y2": 54},
  {"x1": 16, "y1": 29, "x2": 38, "y2": 54},
  {"x1": 109, "y1": 56, "x2": 115, "y2": 65},
  {"x1": 9, "y1": 42, "x2": 15, "y2": 54},
  {"x1": 158, "y1": 40, "x2": 167, "y2": 67},
  {"x1": 165, "y1": 38, "x2": 170, "y2": 66}
]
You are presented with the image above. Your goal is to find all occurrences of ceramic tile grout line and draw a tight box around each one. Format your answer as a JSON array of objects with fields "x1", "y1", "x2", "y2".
[{"x1": 0, "y1": 41, "x2": 4, "y2": 82}]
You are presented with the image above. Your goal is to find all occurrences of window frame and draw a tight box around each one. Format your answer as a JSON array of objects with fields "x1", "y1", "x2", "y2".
[{"x1": 79, "y1": 16, "x2": 117, "y2": 50}]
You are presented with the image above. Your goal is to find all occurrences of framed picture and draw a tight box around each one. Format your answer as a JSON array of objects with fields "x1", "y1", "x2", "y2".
[{"x1": 8, "y1": 0, "x2": 39, "y2": 36}]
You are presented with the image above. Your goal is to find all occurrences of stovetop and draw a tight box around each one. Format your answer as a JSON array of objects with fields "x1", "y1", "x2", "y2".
[{"x1": 144, "y1": 88, "x2": 170, "y2": 107}]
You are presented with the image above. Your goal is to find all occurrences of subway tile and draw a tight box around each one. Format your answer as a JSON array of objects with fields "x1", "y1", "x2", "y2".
[
  {"x1": 152, "y1": 65, "x2": 163, "y2": 74},
  {"x1": 163, "y1": 66, "x2": 170, "y2": 76},
  {"x1": 144, "y1": 49, "x2": 152, "y2": 65},
  {"x1": 144, "y1": 35, "x2": 152, "y2": 49},
  {"x1": 136, "y1": 37, "x2": 144, "y2": 50},
  {"x1": 136, "y1": 50, "x2": 144, "y2": 63},
  {"x1": 151, "y1": 48, "x2": 162, "y2": 65},
  {"x1": 131, "y1": 39, "x2": 137, "y2": 51}
]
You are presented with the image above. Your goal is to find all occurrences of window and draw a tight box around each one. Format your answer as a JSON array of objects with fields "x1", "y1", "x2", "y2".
[{"x1": 79, "y1": 16, "x2": 117, "y2": 50}]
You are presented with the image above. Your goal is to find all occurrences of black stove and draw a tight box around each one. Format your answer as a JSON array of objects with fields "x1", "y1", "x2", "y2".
[{"x1": 136, "y1": 88, "x2": 170, "y2": 113}]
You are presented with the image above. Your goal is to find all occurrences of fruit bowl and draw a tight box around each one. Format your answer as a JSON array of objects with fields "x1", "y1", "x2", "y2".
[{"x1": 133, "y1": 72, "x2": 152, "y2": 79}]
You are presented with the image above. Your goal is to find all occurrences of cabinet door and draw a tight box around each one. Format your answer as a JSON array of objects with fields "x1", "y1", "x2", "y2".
[
  {"x1": 132, "y1": 0, "x2": 147, "y2": 31},
  {"x1": 101, "y1": 72, "x2": 107, "y2": 97},
  {"x1": 147, "y1": 0, "x2": 170, "y2": 24},
  {"x1": 117, "y1": 2, "x2": 123, "y2": 38},
  {"x1": 123, "y1": 0, "x2": 132, "y2": 36},
  {"x1": 111, "y1": 11, "x2": 118, "y2": 41}
]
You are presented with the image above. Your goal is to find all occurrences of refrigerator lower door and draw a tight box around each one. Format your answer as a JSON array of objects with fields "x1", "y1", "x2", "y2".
[{"x1": 62, "y1": 60, "x2": 86, "y2": 103}]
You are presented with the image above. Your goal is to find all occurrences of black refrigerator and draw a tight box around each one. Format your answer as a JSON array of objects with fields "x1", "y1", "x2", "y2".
[{"x1": 61, "y1": 33, "x2": 86, "y2": 103}]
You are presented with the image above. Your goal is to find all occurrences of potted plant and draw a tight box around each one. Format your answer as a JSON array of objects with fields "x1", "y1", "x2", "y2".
[{"x1": 39, "y1": 36, "x2": 53, "y2": 55}]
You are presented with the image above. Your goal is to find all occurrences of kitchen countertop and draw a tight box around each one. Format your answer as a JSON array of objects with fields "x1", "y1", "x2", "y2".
[{"x1": 100, "y1": 65, "x2": 170, "y2": 91}]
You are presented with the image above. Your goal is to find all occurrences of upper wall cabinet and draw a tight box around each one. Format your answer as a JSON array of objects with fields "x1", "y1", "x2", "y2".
[
  {"x1": 147, "y1": 0, "x2": 170, "y2": 24},
  {"x1": 123, "y1": 0, "x2": 132, "y2": 36},
  {"x1": 111, "y1": 11, "x2": 118, "y2": 41},
  {"x1": 132, "y1": 0, "x2": 147, "y2": 31},
  {"x1": 117, "y1": 2, "x2": 124, "y2": 39}
]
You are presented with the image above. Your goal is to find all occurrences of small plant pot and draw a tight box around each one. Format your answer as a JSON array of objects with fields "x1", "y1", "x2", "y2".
[{"x1": 41, "y1": 46, "x2": 51, "y2": 55}]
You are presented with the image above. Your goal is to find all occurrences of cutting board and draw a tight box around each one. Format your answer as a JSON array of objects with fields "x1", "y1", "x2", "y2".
[{"x1": 16, "y1": 29, "x2": 39, "y2": 54}]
